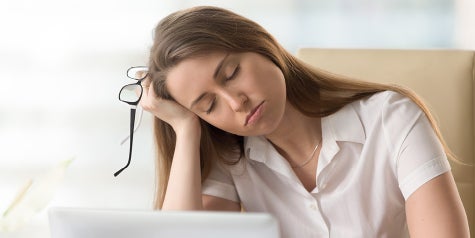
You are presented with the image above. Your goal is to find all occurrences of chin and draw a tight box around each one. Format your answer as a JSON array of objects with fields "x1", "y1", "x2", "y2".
[{"x1": 247, "y1": 119, "x2": 283, "y2": 137}]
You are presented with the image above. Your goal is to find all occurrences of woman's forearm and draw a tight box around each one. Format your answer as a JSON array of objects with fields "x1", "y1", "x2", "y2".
[{"x1": 161, "y1": 119, "x2": 203, "y2": 210}]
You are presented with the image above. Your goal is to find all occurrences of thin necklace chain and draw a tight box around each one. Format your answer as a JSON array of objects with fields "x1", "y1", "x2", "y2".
[{"x1": 291, "y1": 140, "x2": 322, "y2": 169}]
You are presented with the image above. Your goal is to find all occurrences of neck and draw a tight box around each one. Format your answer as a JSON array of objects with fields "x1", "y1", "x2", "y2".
[{"x1": 265, "y1": 101, "x2": 322, "y2": 166}]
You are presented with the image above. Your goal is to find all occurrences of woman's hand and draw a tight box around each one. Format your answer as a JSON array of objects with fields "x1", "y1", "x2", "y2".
[
  {"x1": 140, "y1": 78, "x2": 203, "y2": 211},
  {"x1": 140, "y1": 78, "x2": 200, "y2": 133}
]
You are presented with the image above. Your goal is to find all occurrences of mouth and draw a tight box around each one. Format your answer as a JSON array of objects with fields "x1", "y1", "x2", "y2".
[{"x1": 245, "y1": 101, "x2": 265, "y2": 126}]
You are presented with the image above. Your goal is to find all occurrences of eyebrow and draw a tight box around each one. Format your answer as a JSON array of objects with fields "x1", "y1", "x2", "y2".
[{"x1": 189, "y1": 53, "x2": 230, "y2": 109}]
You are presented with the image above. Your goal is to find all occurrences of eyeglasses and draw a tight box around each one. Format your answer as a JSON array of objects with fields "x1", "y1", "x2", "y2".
[{"x1": 114, "y1": 66, "x2": 148, "y2": 176}]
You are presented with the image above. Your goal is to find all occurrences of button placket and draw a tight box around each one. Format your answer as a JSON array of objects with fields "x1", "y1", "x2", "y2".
[
  {"x1": 309, "y1": 202, "x2": 318, "y2": 211},
  {"x1": 317, "y1": 159, "x2": 338, "y2": 191},
  {"x1": 307, "y1": 196, "x2": 330, "y2": 236}
]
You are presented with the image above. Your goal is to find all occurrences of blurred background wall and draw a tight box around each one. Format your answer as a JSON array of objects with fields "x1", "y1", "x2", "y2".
[{"x1": 0, "y1": 0, "x2": 474, "y2": 237}]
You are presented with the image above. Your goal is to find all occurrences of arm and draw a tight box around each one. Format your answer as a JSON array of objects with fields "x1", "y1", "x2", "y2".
[
  {"x1": 163, "y1": 116, "x2": 240, "y2": 211},
  {"x1": 140, "y1": 80, "x2": 240, "y2": 211},
  {"x1": 161, "y1": 117, "x2": 203, "y2": 210},
  {"x1": 380, "y1": 92, "x2": 469, "y2": 237},
  {"x1": 406, "y1": 171, "x2": 470, "y2": 238},
  {"x1": 156, "y1": 114, "x2": 240, "y2": 211}
]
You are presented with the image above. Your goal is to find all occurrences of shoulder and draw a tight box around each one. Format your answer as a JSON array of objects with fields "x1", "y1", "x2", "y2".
[
  {"x1": 322, "y1": 91, "x2": 419, "y2": 146},
  {"x1": 350, "y1": 90, "x2": 422, "y2": 124},
  {"x1": 352, "y1": 90, "x2": 417, "y2": 113},
  {"x1": 349, "y1": 90, "x2": 425, "y2": 149}
]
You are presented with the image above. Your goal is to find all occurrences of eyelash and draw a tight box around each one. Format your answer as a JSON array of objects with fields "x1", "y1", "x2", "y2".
[
  {"x1": 205, "y1": 65, "x2": 240, "y2": 114},
  {"x1": 226, "y1": 64, "x2": 240, "y2": 81},
  {"x1": 206, "y1": 99, "x2": 216, "y2": 114}
]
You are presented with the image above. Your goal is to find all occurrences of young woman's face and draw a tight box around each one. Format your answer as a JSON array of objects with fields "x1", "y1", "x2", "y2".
[{"x1": 166, "y1": 52, "x2": 287, "y2": 136}]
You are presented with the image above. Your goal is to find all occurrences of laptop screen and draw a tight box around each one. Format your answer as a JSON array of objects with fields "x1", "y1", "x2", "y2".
[{"x1": 48, "y1": 207, "x2": 280, "y2": 238}]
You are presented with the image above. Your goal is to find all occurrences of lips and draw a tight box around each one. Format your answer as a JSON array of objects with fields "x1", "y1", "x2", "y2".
[{"x1": 245, "y1": 101, "x2": 265, "y2": 126}]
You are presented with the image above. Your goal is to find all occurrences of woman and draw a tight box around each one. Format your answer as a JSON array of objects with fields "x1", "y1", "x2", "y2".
[{"x1": 139, "y1": 6, "x2": 469, "y2": 237}]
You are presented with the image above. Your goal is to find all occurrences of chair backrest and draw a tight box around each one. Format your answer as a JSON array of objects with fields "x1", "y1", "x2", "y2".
[{"x1": 297, "y1": 48, "x2": 474, "y2": 236}]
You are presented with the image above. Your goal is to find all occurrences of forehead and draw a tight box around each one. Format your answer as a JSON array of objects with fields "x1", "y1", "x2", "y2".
[{"x1": 166, "y1": 52, "x2": 226, "y2": 104}]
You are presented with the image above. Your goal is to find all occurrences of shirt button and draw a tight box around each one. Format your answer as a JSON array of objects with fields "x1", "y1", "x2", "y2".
[{"x1": 309, "y1": 204, "x2": 317, "y2": 210}]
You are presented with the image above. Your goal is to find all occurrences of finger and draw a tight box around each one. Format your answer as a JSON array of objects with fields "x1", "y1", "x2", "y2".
[
  {"x1": 140, "y1": 81, "x2": 157, "y2": 110},
  {"x1": 146, "y1": 81, "x2": 158, "y2": 98},
  {"x1": 138, "y1": 82, "x2": 149, "y2": 108},
  {"x1": 134, "y1": 85, "x2": 142, "y2": 97},
  {"x1": 141, "y1": 76, "x2": 151, "y2": 89},
  {"x1": 137, "y1": 70, "x2": 148, "y2": 79}
]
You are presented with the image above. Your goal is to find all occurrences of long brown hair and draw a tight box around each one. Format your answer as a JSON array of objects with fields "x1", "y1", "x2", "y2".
[{"x1": 147, "y1": 6, "x2": 453, "y2": 209}]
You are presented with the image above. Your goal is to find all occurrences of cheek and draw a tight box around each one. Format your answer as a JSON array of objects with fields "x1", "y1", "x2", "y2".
[
  {"x1": 201, "y1": 111, "x2": 239, "y2": 132},
  {"x1": 252, "y1": 66, "x2": 285, "y2": 93},
  {"x1": 208, "y1": 112, "x2": 234, "y2": 128}
]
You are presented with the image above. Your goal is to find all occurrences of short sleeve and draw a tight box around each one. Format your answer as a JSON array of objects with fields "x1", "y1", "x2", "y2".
[
  {"x1": 382, "y1": 92, "x2": 451, "y2": 200},
  {"x1": 202, "y1": 160, "x2": 240, "y2": 203}
]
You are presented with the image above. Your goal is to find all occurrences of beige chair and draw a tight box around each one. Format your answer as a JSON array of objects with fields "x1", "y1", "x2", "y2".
[{"x1": 297, "y1": 48, "x2": 474, "y2": 236}]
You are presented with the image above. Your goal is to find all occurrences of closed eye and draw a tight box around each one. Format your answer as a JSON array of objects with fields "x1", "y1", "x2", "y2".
[
  {"x1": 225, "y1": 64, "x2": 240, "y2": 81},
  {"x1": 206, "y1": 98, "x2": 216, "y2": 114},
  {"x1": 206, "y1": 64, "x2": 240, "y2": 114}
]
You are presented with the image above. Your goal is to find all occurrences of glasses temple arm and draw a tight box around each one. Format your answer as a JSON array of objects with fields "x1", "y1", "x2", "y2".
[
  {"x1": 119, "y1": 106, "x2": 143, "y2": 145},
  {"x1": 114, "y1": 108, "x2": 136, "y2": 176}
]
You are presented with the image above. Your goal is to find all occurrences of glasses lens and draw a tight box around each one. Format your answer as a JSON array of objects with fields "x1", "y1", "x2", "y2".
[
  {"x1": 119, "y1": 84, "x2": 142, "y2": 103},
  {"x1": 127, "y1": 67, "x2": 148, "y2": 80}
]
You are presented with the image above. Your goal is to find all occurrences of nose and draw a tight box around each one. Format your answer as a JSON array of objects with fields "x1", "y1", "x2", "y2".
[{"x1": 221, "y1": 90, "x2": 248, "y2": 112}]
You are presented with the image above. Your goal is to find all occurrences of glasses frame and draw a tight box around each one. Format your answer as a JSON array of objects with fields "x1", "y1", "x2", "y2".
[{"x1": 114, "y1": 66, "x2": 148, "y2": 177}]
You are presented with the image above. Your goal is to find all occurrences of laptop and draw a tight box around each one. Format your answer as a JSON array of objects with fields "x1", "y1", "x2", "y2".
[{"x1": 48, "y1": 207, "x2": 280, "y2": 238}]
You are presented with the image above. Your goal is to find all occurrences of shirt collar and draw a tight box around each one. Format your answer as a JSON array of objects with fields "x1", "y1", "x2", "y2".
[
  {"x1": 322, "y1": 103, "x2": 366, "y2": 144},
  {"x1": 244, "y1": 103, "x2": 366, "y2": 154},
  {"x1": 316, "y1": 103, "x2": 366, "y2": 176},
  {"x1": 243, "y1": 103, "x2": 366, "y2": 178},
  {"x1": 244, "y1": 136, "x2": 273, "y2": 164}
]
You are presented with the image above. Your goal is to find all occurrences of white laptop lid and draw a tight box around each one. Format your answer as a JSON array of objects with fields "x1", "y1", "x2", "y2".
[{"x1": 48, "y1": 207, "x2": 280, "y2": 238}]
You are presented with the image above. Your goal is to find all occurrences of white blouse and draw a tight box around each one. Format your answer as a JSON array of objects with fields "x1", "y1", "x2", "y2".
[{"x1": 202, "y1": 91, "x2": 450, "y2": 238}]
